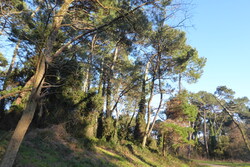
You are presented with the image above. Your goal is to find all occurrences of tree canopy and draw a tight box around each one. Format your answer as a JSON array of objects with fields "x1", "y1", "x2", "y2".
[{"x1": 0, "y1": 0, "x2": 249, "y2": 166}]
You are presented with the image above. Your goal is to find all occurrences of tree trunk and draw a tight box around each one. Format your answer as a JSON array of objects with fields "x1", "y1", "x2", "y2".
[
  {"x1": 142, "y1": 76, "x2": 155, "y2": 147},
  {"x1": 162, "y1": 133, "x2": 166, "y2": 156},
  {"x1": 0, "y1": 55, "x2": 46, "y2": 167},
  {"x1": 203, "y1": 110, "x2": 209, "y2": 158},
  {"x1": 142, "y1": 52, "x2": 162, "y2": 147},
  {"x1": 126, "y1": 103, "x2": 137, "y2": 139},
  {"x1": 0, "y1": 1, "x2": 73, "y2": 166},
  {"x1": 14, "y1": 76, "x2": 34, "y2": 106},
  {"x1": 83, "y1": 35, "x2": 96, "y2": 92},
  {"x1": 134, "y1": 68, "x2": 147, "y2": 141},
  {"x1": 142, "y1": 73, "x2": 163, "y2": 147},
  {"x1": 178, "y1": 73, "x2": 182, "y2": 93},
  {"x1": 106, "y1": 46, "x2": 119, "y2": 118},
  {"x1": 83, "y1": 70, "x2": 89, "y2": 93},
  {"x1": 134, "y1": 55, "x2": 154, "y2": 142},
  {"x1": 187, "y1": 121, "x2": 193, "y2": 158}
]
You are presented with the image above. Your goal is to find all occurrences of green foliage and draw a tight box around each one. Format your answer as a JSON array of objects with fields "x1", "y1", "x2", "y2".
[
  {"x1": 160, "y1": 122, "x2": 194, "y2": 148},
  {"x1": 181, "y1": 101, "x2": 198, "y2": 122},
  {"x1": 0, "y1": 86, "x2": 23, "y2": 96},
  {"x1": 102, "y1": 117, "x2": 116, "y2": 141},
  {"x1": 0, "y1": 53, "x2": 8, "y2": 67},
  {"x1": 134, "y1": 111, "x2": 147, "y2": 142},
  {"x1": 174, "y1": 91, "x2": 199, "y2": 122},
  {"x1": 215, "y1": 86, "x2": 235, "y2": 100},
  {"x1": 214, "y1": 135, "x2": 230, "y2": 158},
  {"x1": 67, "y1": 90, "x2": 103, "y2": 138},
  {"x1": 2, "y1": 0, "x2": 249, "y2": 163},
  {"x1": 173, "y1": 45, "x2": 207, "y2": 84}
]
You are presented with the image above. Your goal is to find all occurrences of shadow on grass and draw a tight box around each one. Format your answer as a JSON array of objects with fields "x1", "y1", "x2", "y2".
[
  {"x1": 126, "y1": 144, "x2": 157, "y2": 167},
  {"x1": 11, "y1": 127, "x2": 121, "y2": 167}
]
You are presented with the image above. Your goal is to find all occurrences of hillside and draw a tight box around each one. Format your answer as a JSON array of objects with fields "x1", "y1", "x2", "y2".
[{"x1": 0, "y1": 124, "x2": 197, "y2": 167}]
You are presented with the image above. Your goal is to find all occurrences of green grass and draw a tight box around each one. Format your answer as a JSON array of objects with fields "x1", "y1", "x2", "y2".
[
  {"x1": 194, "y1": 159, "x2": 250, "y2": 167},
  {"x1": 0, "y1": 126, "x2": 197, "y2": 167},
  {"x1": 2, "y1": 128, "x2": 249, "y2": 167}
]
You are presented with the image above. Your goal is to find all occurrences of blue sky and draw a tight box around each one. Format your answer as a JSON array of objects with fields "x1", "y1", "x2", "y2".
[{"x1": 183, "y1": 0, "x2": 250, "y2": 98}]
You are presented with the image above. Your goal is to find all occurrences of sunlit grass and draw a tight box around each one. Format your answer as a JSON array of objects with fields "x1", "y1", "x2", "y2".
[
  {"x1": 194, "y1": 159, "x2": 250, "y2": 167},
  {"x1": 0, "y1": 127, "x2": 198, "y2": 167}
]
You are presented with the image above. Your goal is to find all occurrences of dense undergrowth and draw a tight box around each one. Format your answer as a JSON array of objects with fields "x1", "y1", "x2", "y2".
[{"x1": 0, "y1": 124, "x2": 199, "y2": 167}]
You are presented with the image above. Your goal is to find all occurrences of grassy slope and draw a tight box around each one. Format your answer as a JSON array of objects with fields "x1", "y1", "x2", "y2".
[{"x1": 0, "y1": 125, "x2": 196, "y2": 167}]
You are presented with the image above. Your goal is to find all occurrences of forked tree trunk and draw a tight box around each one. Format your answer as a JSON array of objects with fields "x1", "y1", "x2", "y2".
[
  {"x1": 142, "y1": 52, "x2": 162, "y2": 147},
  {"x1": 134, "y1": 54, "x2": 156, "y2": 142}
]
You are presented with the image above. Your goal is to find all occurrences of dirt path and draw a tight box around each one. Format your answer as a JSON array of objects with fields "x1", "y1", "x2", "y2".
[{"x1": 198, "y1": 163, "x2": 230, "y2": 167}]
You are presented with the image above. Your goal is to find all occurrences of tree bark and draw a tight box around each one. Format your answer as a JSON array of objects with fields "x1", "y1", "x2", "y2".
[
  {"x1": 14, "y1": 76, "x2": 34, "y2": 105},
  {"x1": 162, "y1": 133, "x2": 166, "y2": 156},
  {"x1": 203, "y1": 110, "x2": 209, "y2": 158},
  {"x1": 83, "y1": 35, "x2": 96, "y2": 92},
  {"x1": 106, "y1": 46, "x2": 119, "y2": 118},
  {"x1": 0, "y1": 55, "x2": 46, "y2": 167},
  {"x1": 142, "y1": 55, "x2": 163, "y2": 147},
  {"x1": 134, "y1": 60, "x2": 150, "y2": 141},
  {"x1": 178, "y1": 73, "x2": 182, "y2": 93},
  {"x1": 134, "y1": 54, "x2": 156, "y2": 142},
  {"x1": 0, "y1": 1, "x2": 73, "y2": 166},
  {"x1": 187, "y1": 122, "x2": 192, "y2": 158},
  {"x1": 142, "y1": 76, "x2": 155, "y2": 147}
]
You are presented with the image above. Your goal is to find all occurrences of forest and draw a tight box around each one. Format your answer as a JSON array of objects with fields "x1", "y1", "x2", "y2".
[{"x1": 0, "y1": 0, "x2": 250, "y2": 167}]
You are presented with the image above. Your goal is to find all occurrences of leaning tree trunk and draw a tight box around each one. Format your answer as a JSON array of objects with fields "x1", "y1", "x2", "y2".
[
  {"x1": 214, "y1": 96, "x2": 250, "y2": 152},
  {"x1": 0, "y1": 1, "x2": 73, "y2": 166},
  {"x1": 0, "y1": 55, "x2": 46, "y2": 167}
]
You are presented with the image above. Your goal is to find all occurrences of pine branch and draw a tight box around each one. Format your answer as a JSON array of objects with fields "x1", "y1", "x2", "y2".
[
  {"x1": 53, "y1": 0, "x2": 159, "y2": 58},
  {"x1": 0, "y1": 88, "x2": 32, "y2": 100}
]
